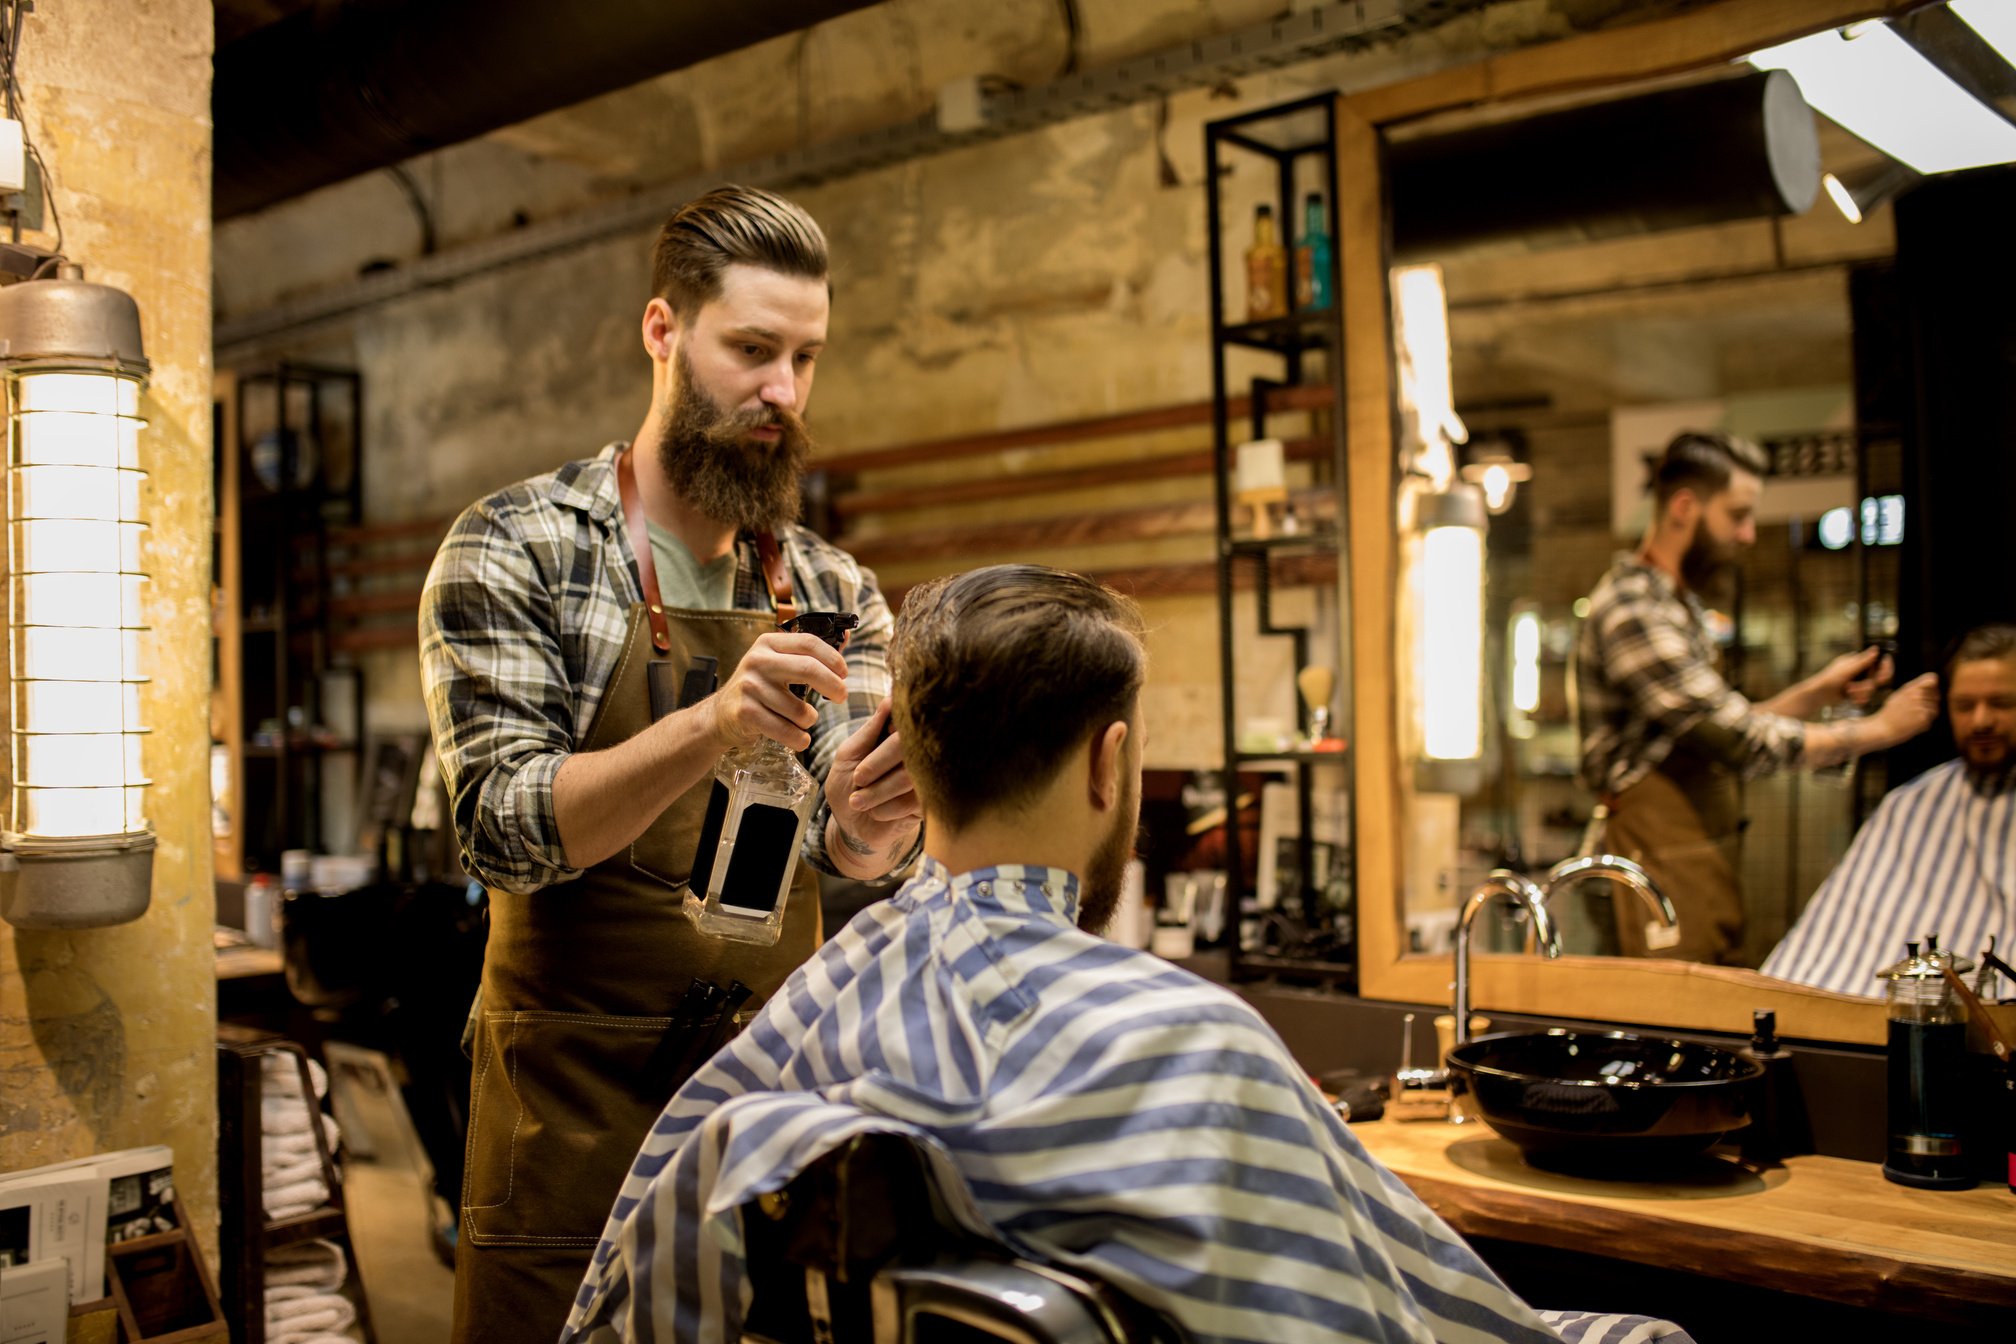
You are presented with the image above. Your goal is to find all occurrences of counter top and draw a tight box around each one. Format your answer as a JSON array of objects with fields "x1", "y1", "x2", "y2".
[{"x1": 1353, "y1": 1119, "x2": 2016, "y2": 1323}]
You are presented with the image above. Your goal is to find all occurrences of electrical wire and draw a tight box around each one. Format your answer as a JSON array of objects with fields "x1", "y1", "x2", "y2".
[
  {"x1": 1055, "y1": 0, "x2": 1083, "y2": 78},
  {"x1": 1, "y1": 0, "x2": 63, "y2": 259}
]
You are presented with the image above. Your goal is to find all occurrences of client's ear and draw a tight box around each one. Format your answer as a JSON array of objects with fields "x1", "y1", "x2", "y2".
[{"x1": 1089, "y1": 720, "x2": 1130, "y2": 811}]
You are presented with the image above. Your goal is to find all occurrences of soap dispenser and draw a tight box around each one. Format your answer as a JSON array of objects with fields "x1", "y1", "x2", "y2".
[
  {"x1": 1877, "y1": 936, "x2": 1977, "y2": 1190},
  {"x1": 685, "y1": 611, "x2": 858, "y2": 946},
  {"x1": 1739, "y1": 1009, "x2": 1811, "y2": 1167}
]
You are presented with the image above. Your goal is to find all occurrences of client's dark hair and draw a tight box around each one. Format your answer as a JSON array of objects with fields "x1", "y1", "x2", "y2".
[
  {"x1": 891, "y1": 565, "x2": 1146, "y2": 833},
  {"x1": 1944, "y1": 624, "x2": 2016, "y2": 682}
]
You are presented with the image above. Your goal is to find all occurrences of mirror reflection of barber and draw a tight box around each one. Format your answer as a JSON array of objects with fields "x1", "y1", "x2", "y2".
[{"x1": 1574, "y1": 431, "x2": 1940, "y2": 963}]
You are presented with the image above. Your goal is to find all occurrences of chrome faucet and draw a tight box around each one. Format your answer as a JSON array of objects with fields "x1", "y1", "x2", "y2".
[
  {"x1": 1451, "y1": 870, "x2": 1560, "y2": 1050},
  {"x1": 1543, "y1": 853, "x2": 1676, "y2": 951}
]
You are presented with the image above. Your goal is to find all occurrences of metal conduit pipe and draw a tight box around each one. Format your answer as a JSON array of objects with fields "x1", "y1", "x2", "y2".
[
  {"x1": 1388, "y1": 68, "x2": 1822, "y2": 263},
  {"x1": 214, "y1": 0, "x2": 881, "y2": 220}
]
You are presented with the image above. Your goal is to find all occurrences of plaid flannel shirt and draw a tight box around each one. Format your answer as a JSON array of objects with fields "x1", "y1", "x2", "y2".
[
  {"x1": 1575, "y1": 554, "x2": 1805, "y2": 797},
  {"x1": 419, "y1": 442, "x2": 900, "y2": 896}
]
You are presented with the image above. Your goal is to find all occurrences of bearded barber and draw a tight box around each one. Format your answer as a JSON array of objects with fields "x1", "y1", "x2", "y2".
[
  {"x1": 419, "y1": 185, "x2": 922, "y2": 1344},
  {"x1": 1574, "y1": 430, "x2": 1938, "y2": 963}
]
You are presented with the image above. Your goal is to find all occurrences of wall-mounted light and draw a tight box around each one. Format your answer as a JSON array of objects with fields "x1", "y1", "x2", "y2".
[
  {"x1": 1459, "y1": 440, "x2": 1532, "y2": 515},
  {"x1": 1413, "y1": 486, "x2": 1487, "y2": 789},
  {"x1": 1822, "y1": 157, "x2": 1923, "y2": 223},
  {"x1": 1508, "y1": 605, "x2": 1542, "y2": 721},
  {"x1": 1749, "y1": 22, "x2": 2016, "y2": 175},
  {"x1": 0, "y1": 266, "x2": 154, "y2": 928},
  {"x1": 1391, "y1": 263, "x2": 1466, "y2": 488}
]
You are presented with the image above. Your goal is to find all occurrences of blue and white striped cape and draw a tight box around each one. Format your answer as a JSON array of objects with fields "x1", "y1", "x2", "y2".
[
  {"x1": 1762, "y1": 760, "x2": 2015, "y2": 996},
  {"x1": 561, "y1": 861, "x2": 1690, "y2": 1344}
]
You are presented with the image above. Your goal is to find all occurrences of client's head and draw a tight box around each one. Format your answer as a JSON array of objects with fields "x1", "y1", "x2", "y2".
[{"x1": 891, "y1": 565, "x2": 1147, "y2": 933}]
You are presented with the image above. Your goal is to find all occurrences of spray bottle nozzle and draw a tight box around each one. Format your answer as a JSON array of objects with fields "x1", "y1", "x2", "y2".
[{"x1": 782, "y1": 611, "x2": 859, "y2": 703}]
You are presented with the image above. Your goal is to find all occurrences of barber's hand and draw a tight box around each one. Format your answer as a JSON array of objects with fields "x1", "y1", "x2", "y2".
[
  {"x1": 824, "y1": 698, "x2": 922, "y2": 865},
  {"x1": 1873, "y1": 673, "x2": 1940, "y2": 747},
  {"x1": 703, "y1": 632, "x2": 849, "y2": 752},
  {"x1": 1820, "y1": 646, "x2": 1893, "y2": 706}
]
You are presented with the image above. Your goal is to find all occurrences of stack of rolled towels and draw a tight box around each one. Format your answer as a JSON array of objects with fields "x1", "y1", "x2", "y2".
[{"x1": 261, "y1": 1054, "x2": 361, "y2": 1343}]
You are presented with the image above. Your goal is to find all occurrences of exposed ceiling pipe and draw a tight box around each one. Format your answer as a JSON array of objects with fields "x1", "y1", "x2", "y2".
[
  {"x1": 1388, "y1": 69, "x2": 1822, "y2": 262},
  {"x1": 213, "y1": 0, "x2": 881, "y2": 220}
]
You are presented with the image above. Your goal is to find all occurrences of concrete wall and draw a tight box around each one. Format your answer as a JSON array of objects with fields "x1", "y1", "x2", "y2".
[
  {"x1": 0, "y1": 0, "x2": 218, "y2": 1253},
  {"x1": 215, "y1": 0, "x2": 1598, "y2": 785}
]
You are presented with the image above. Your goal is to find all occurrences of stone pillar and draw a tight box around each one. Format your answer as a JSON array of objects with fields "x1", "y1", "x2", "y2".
[{"x1": 0, "y1": 0, "x2": 218, "y2": 1253}]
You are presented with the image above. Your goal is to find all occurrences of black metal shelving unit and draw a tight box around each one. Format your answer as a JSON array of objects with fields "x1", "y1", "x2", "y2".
[
  {"x1": 228, "y1": 363, "x2": 366, "y2": 869},
  {"x1": 1205, "y1": 94, "x2": 1356, "y2": 986}
]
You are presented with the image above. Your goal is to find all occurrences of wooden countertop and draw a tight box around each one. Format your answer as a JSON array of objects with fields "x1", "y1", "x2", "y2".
[
  {"x1": 215, "y1": 944, "x2": 284, "y2": 981},
  {"x1": 1353, "y1": 1119, "x2": 2016, "y2": 1323}
]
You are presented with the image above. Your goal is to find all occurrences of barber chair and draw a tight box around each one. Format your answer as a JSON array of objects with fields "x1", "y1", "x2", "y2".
[{"x1": 740, "y1": 1134, "x2": 1179, "y2": 1344}]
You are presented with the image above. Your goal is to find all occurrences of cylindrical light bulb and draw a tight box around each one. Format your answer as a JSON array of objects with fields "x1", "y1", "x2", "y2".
[{"x1": 7, "y1": 367, "x2": 150, "y2": 841}]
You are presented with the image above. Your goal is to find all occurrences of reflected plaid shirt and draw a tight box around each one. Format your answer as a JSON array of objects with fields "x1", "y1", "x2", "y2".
[
  {"x1": 1575, "y1": 555, "x2": 1805, "y2": 796},
  {"x1": 418, "y1": 441, "x2": 896, "y2": 895}
]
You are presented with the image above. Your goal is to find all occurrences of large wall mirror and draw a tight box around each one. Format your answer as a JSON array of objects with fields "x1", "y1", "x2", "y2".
[{"x1": 1342, "y1": 0, "x2": 1944, "y2": 1046}]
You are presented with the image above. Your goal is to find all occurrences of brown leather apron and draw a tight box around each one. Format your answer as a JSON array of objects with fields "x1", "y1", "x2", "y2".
[
  {"x1": 1602, "y1": 739, "x2": 1743, "y2": 964},
  {"x1": 450, "y1": 459, "x2": 822, "y2": 1343}
]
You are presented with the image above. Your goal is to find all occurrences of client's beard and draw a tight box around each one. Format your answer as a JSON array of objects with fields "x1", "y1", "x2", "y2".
[
  {"x1": 1077, "y1": 786, "x2": 1140, "y2": 936},
  {"x1": 655, "y1": 349, "x2": 815, "y2": 533}
]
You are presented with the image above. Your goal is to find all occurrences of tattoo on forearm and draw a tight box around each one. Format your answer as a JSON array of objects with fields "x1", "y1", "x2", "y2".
[{"x1": 836, "y1": 823, "x2": 879, "y2": 857}]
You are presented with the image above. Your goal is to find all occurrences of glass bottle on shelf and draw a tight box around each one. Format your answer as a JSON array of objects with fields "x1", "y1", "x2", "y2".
[
  {"x1": 1295, "y1": 191, "x2": 1333, "y2": 311},
  {"x1": 1245, "y1": 203, "x2": 1288, "y2": 322},
  {"x1": 685, "y1": 611, "x2": 858, "y2": 946}
]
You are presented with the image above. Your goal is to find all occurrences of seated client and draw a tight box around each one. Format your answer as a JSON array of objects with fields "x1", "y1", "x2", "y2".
[
  {"x1": 1763, "y1": 623, "x2": 2016, "y2": 994},
  {"x1": 561, "y1": 563, "x2": 1688, "y2": 1344}
]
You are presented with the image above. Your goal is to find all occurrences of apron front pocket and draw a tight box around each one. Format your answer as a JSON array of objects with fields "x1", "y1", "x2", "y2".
[{"x1": 462, "y1": 1009, "x2": 694, "y2": 1248}]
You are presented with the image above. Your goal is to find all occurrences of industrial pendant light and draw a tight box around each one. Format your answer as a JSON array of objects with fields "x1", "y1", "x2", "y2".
[{"x1": 0, "y1": 264, "x2": 154, "y2": 928}]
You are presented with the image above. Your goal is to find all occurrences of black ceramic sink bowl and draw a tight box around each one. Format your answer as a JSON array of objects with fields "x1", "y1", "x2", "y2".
[{"x1": 1446, "y1": 1030, "x2": 1762, "y2": 1174}]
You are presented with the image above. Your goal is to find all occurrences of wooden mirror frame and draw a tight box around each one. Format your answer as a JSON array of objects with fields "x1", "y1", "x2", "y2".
[{"x1": 1343, "y1": 0, "x2": 1922, "y2": 1047}]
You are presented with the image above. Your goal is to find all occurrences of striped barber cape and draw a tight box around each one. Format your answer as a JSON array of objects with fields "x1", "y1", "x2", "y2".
[
  {"x1": 561, "y1": 860, "x2": 1691, "y2": 1344},
  {"x1": 1762, "y1": 759, "x2": 2016, "y2": 995}
]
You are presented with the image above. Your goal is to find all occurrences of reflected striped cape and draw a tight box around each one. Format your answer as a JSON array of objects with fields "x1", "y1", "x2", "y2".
[
  {"x1": 561, "y1": 860, "x2": 1687, "y2": 1344},
  {"x1": 1763, "y1": 759, "x2": 2015, "y2": 996}
]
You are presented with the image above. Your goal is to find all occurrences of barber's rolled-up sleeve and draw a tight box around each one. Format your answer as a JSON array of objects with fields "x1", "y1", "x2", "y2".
[
  {"x1": 1599, "y1": 600, "x2": 1806, "y2": 780},
  {"x1": 420, "y1": 502, "x2": 586, "y2": 894}
]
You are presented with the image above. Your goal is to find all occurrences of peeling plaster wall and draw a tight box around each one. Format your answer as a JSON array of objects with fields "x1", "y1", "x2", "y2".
[
  {"x1": 0, "y1": 0, "x2": 218, "y2": 1253},
  {"x1": 215, "y1": 0, "x2": 1599, "y2": 770}
]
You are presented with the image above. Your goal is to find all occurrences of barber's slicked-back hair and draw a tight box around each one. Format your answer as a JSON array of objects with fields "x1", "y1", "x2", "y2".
[
  {"x1": 1944, "y1": 624, "x2": 2016, "y2": 681},
  {"x1": 892, "y1": 565, "x2": 1147, "y2": 834},
  {"x1": 650, "y1": 184, "x2": 828, "y2": 319},
  {"x1": 1649, "y1": 430, "x2": 1769, "y2": 509}
]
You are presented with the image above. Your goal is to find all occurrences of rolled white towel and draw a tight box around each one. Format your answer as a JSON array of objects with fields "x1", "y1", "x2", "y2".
[
  {"x1": 262, "y1": 1154, "x2": 326, "y2": 1192},
  {"x1": 264, "y1": 1285, "x2": 356, "y2": 1341},
  {"x1": 265, "y1": 1239, "x2": 347, "y2": 1292},
  {"x1": 261, "y1": 1054, "x2": 330, "y2": 1100},
  {"x1": 262, "y1": 1175, "x2": 331, "y2": 1220}
]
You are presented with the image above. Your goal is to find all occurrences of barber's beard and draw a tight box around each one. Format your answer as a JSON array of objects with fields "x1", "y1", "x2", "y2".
[
  {"x1": 1076, "y1": 780, "x2": 1141, "y2": 936},
  {"x1": 1679, "y1": 525, "x2": 1736, "y2": 591},
  {"x1": 655, "y1": 349, "x2": 814, "y2": 532}
]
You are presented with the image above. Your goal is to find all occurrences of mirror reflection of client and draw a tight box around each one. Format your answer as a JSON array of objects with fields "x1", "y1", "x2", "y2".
[
  {"x1": 562, "y1": 564, "x2": 1691, "y2": 1344},
  {"x1": 1762, "y1": 625, "x2": 2016, "y2": 995},
  {"x1": 1575, "y1": 431, "x2": 1940, "y2": 963}
]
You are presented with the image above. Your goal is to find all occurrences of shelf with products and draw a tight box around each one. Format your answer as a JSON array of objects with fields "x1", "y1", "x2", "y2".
[
  {"x1": 212, "y1": 364, "x2": 368, "y2": 879},
  {"x1": 1205, "y1": 93, "x2": 1355, "y2": 986}
]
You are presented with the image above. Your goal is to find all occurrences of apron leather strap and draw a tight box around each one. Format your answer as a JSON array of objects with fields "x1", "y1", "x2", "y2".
[
  {"x1": 752, "y1": 530, "x2": 798, "y2": 626},
  {"x1": 616, "y1": 447, "x2": 673, "y2": 655}
]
